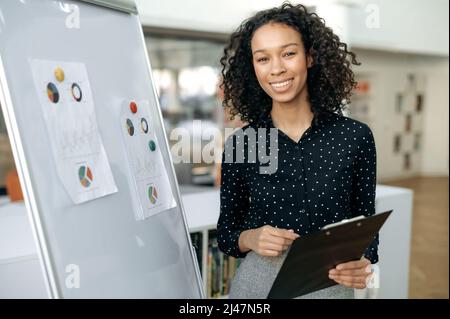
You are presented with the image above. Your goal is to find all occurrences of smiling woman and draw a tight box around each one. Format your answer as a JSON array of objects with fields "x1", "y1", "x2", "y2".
[
  {"x1": 220, "y1": 2, "x2": 359, "y2": 126},
  {"x1": 217, "y1": 2, "x2": 377, "y2": 299},
  {"x1": 251, "y1": 23, "x2": 314, "y2": 142},
  {"x1": 251, "y1": 24, "x2": 312, "y2": 105}
]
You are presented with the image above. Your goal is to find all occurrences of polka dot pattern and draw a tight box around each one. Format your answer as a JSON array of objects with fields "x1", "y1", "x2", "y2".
[{"x1": 217, "y1": 112, "x2": 379, "y2": 263}]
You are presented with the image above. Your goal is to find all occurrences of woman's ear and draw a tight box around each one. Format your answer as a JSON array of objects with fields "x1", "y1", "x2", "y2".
[{"x1": 306, "y1": 54, "x2": 314, "y2": 68}]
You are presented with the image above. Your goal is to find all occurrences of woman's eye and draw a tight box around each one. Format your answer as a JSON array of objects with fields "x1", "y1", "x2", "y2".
[
  {"x1": 284, "y1": 52, "x2": 296, "y2": 57},
  {"x1": 257, "y1": 57, "x2": 268, "y2": 62}
]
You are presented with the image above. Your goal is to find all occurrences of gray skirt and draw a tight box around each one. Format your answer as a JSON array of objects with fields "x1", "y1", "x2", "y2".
[{"x1": 229, "y1": 251, "x2": 354, "y2": 299}]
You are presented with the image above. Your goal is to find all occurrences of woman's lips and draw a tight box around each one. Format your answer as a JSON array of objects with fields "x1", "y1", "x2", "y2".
[{"x1": 269, "y1": 78, "x2": 293, "y2": 93}]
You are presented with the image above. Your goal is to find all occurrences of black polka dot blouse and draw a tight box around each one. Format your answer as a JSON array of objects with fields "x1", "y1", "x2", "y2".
[{"x1": 217, "y1": 111, "x2": 379, "y2": 264}]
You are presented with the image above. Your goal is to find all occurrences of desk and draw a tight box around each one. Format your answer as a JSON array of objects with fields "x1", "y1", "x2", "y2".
[
  {"x1": 0, "y1": 202, "x2": 48, "y2": 298},
  {"x1": 0, "y1": 185, "x2": 413, "y2": 298}
]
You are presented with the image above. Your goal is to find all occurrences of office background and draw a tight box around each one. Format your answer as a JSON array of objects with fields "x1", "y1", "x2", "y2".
[{"x1": 0, "y1": 0, "x2": 448, "y2": 298}]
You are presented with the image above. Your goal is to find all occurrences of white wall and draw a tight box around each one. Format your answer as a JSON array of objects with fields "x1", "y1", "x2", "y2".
[
  {"x1": 415, "y1": 58, "x2": 449, "y2": 176},
  {"x1": 136, "y1": 0, "x2": 449, "y2": 56},
  {"x1": 348, "y1": 0, "x2": 449, "y2": 56},
  {"x1": 353, "y1": 49, "x2": 449, "y2": 180},
  {"x1": 136, "y1": 0, "x2": 252, "y2": 33},
  {"x1": 135, "y1": 0, "x2": 354, "y2": 41}
]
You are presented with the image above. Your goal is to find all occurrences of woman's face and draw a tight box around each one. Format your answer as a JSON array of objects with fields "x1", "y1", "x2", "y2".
[{"x1": 251, "y1": 23, "x2": 312, "y2": 106}]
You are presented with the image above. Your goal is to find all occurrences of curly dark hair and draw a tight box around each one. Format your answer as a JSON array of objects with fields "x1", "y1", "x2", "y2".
[{"x1": 220, "y1": 2, "x2": 360, "y2": 125}]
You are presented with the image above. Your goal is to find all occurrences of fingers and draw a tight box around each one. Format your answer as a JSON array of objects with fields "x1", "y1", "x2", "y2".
[
  {"x1": 269, "y1": 227, "x2": 300, "y2": 241},
  {"x1": 265, "y1": 236, "x2": 294, "y2": 246},
  {"x1": 329, "y1": 268, "x2": 370, "y2": 276},
  {"x1": 333, "y1": 272, "x2": 375, "y2": 289},
  {"x1": 329, "y1": 273, "x2": 369, "y2": 284},
  {"x1": 258, "y1": 249, "x2": 283, "y2": 257},
  {"x1": 260, "y1": 226, "x2": 298, "y2": 245},
  {"x1": 333, "y1": 278, "x2": 367, "y2": 289},
  {"x1": 329, "y1": 257, "x2": 373, "y2": 288},
  {"x1": 335, "y1": 258, "x2": 370, "y2": 271},
  {"x1": 259, "y1": 243, "x2": 291, "y2": 256},
  {"x1": 259, "y1": 242, "x2": 290, "y2": 252},
  {"x1": 253, "y1": 226, "x2": 299, "y2": 257}
]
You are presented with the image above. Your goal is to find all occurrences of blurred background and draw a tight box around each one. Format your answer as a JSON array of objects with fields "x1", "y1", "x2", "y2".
[{"x1": 0, "y1": 0, "x2": 448, "y2": 298}]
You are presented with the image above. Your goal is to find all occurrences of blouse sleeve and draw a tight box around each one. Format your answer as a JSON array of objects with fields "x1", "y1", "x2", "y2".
[
  {"x1": 351, "y1": 125, "x2": 379, "y2": 264},
  {"x1": 216, "y1": 135, "x2": 250, "y2": 258}
]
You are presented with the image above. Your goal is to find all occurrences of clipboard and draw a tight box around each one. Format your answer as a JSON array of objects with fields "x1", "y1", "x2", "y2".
[{"x1": 267, "y1": 210, "x2": 393, "y2": 299}]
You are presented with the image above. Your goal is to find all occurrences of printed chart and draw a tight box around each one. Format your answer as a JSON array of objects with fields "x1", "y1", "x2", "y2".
[
  {"x1": 120, "y1": 100, "x2": 176, "y2": 219},
  {"x1": 30, "y1": 60, "x2": 117, "y2": 204}
]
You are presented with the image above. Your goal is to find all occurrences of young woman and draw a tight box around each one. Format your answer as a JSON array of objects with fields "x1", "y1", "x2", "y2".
[{"x1": 217, "y1": 3, "x2": 377, "y2": 298}]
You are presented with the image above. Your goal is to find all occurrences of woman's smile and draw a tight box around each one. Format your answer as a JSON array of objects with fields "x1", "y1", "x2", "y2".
[{"x1": 269, "y1": 78, "x2": 294, "y2": 93}]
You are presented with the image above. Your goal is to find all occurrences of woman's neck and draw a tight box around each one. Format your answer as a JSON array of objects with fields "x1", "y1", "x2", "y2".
[{"x1": 270, "y1": 98, "x2": 314, "y2": 133}]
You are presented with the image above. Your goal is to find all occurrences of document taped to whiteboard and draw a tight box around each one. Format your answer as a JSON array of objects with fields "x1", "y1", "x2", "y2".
[
  {"x1": 30, "y1": 59, "x2": 118, "y2": 204},
  {"x1": 120, "y1": 99, "x2": 176, "y2": 220}
]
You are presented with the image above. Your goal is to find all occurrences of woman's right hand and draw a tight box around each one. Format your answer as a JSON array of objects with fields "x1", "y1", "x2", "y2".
[{"x1": 238, "y1": 226, "x2": 299, "y2": 257}]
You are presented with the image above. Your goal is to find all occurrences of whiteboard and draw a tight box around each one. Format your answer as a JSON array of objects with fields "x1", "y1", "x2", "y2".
[{"x1": 0, "y1": 0, "x2": 203, "y2": 298}]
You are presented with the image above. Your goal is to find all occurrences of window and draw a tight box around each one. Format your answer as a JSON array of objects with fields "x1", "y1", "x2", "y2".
[{"x1": 146, "y1": 34, "x2": 226, "y2": 186}]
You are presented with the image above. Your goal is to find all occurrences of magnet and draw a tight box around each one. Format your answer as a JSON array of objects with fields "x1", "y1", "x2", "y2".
[
  {"x1": 126, "y1": 119, "x2": 134, "y2": 136},
  {"x1": 47, "y1": 82, "x2": 59, "y2": 103},
  {"x1": 54, "y1": 67, "x2": 65, "y2": 82},
  {"x1": 130, "y1": 101, "x2": 137, "y2": 113},
  {"x1": 71, "y1": 83, "x2": 82, "y2": 102},
  {"x1": 141, "y1": 118, "x2": 149, "y2": 133},
  {"x1": 149, "y1": 140, "x2": 156, "y2": 151}
]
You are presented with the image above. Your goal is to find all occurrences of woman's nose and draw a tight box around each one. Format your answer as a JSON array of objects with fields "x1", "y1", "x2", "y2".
[{"x1": 270, "y1": 58, "x2": 286, "y2": 76}]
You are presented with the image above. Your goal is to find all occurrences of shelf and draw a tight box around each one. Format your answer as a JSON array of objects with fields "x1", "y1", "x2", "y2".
[{"x1": 189, "y1": 229, "x2": 239, "y2": 298}]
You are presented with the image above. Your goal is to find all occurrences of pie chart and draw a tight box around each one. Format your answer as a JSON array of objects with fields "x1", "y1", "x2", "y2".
[
  {"x1": 47, "y1": 82, "x2": 59, "y2": 103},
  {"x1": 71, "y1": 83, "x2": 83, "y2": 102},
  {"x1": 78, "y1": 165, "x2": 93, "y2": 188},
  {"x1": 148, "y1": 185, "x2": 158, "y2": 204},
  {"x1": 126, "y1": 119, "x2": 134, "y2": 136},
  {"x1": 141, "y1": 118, "x2": 149, "y2": 133}
]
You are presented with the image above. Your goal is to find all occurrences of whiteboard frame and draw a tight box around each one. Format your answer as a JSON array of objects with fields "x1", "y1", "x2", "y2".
[
  {"x1": 0, "y1": 56, "x2": 59, "y2": 298},
  {"x1": 79, "y1": 0, "x2": 137, "y2": 14}
]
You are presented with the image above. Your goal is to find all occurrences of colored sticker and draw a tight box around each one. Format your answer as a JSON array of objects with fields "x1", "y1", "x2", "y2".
[
  {"x1": 71, "y1": 83, "x2": 83, "y2": 102},
  {"x1": 126, "y1": 118, "x2": 134, "y2": 136},
  {"x1": 47, "y1": 82, "x2": 59, "y2": 103},
  {"x1": 54, "y1": 67, "x2": 65, "y2": 82},
  {"x1": 148, "y1": 140, "x2": 156, "y2": 151},
  {"x1": 141, "y1": 118, "x2": 149, "y2": 133},
  {"x1": 130, "y1": 101, "x2": 137, "y2": 114}
]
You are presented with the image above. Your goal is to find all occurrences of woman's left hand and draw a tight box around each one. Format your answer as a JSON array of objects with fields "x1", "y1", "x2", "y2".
[{"x1": 328, "y1": 257, "x2": 372, "y2": 289}]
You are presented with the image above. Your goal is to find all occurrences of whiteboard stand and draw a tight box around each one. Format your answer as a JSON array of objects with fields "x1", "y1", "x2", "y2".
[{"x1": 0, "y1": 0, "x2": 203, "y2": 298}]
